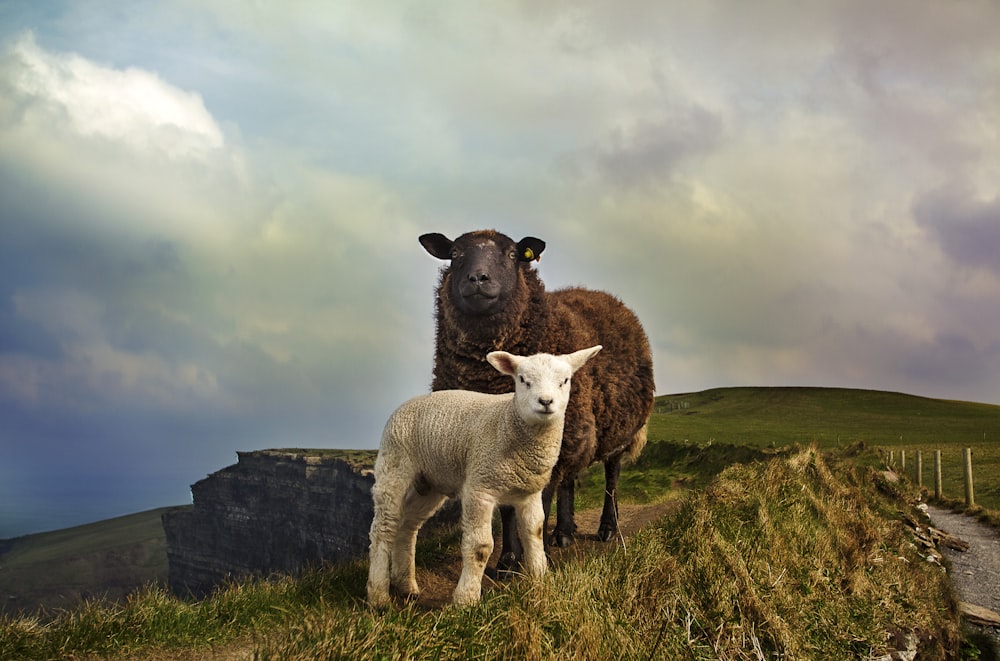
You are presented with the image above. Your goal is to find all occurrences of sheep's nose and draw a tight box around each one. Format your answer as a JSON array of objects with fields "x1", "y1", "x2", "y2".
[
  {"x1": 538, "y1": 397, "x2": 553, "y2": 408},
  {"x1": 467, "y1": 272, "x2": 490, "y2": 284}
]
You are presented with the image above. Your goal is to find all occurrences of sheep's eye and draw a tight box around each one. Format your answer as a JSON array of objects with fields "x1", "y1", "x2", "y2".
[
  {"x1": 508, "y1": 250, "x2": 517, "y2": 261},
  {"x1": 562, "y1": 378, "x2": 569, "y2": 386},
  {"x1": 519, "y1": 375, "x2": 530, "y2": 387},
  {"x1": 450, "y1": 248, "x2": 460, "y2": 260}
]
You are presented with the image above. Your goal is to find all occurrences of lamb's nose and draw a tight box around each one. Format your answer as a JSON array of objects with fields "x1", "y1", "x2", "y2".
[
  {"x1": 538, "y1": 397, "x2": 553, "y2": 408},
  {"x1": 467, "y1": 272, "x2": 490, "y2": 284}
]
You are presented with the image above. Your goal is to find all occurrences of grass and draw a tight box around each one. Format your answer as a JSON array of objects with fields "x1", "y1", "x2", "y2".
[
  {"x1": 0, "y1": 446, "x2": 967, "y2": 660},
  {"x1": 650, "y1": 387, "x2": 1000, "y2": 511},
  {"x1": 3, "y1": 386, "x2": 997, "y2": 658}
]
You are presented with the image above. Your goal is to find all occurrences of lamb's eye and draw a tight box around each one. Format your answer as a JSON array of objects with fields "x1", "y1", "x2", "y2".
[
  {"x1": 519, "y1": 375, "x2": 530, "y2": 387},
  {"x1": 562, "y1": 378, "x2": 569, "y2": 386}
]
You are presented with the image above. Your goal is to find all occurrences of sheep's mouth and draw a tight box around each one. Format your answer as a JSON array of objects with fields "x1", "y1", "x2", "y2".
[{"x1": 456, "y1": 289, "x2": 501, "y2": 314}]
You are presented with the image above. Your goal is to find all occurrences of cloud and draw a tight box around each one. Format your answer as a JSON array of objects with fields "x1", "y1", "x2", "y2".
[
  {"x1": 0, "y1": 32, "x2": 432, "y2": 450},
  {"x1": 6, "y1": 31, "x2": 223, "y2": 159},
  {"x1": 914, "y1": 185, "x2": 1000, "y2": 277},
  {"x1": 4, "y1": 2, "x2": 1000, "y2": 535}
]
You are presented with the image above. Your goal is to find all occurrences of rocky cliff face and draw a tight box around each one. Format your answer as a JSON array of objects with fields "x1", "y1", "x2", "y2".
[{"x1": 162, "y1": 449, "x2": 377, "y2": 596}]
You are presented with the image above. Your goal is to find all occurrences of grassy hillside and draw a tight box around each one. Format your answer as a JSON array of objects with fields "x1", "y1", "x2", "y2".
[
  {"x1": 0, "y1": 446, "x2": 966, "y2": 660},
  {"x1": 4, "y1": 386, "x2": 997, "y2": 621},
  {"x1": 0, "y1": 508, "x2": 171, "y2": 616},
  {"x1": 650, "y1": 386, "x2": 999, "y2": 447},
  {"x1": 645, "y1": 387, "x2": 1000, "y2": 511}
]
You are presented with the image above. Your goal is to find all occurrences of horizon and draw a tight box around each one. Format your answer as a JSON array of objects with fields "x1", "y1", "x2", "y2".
[{"x1": 3, "y1": 383, "x2": 997, "y2": 540}]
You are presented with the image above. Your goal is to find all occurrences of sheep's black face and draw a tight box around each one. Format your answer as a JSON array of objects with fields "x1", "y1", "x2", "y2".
[{"x1": 420, "y1": 230, "x2": 546, "y2": 316}]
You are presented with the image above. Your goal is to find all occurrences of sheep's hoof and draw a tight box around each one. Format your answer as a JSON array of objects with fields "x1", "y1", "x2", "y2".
[
  {"x1": 550, "y1": 531, "x2": 575, "y2": 548},
  {"x1": 495, "y1": 552, "x2": 521, "y2": 580},
  {"x1": 596, "y1": 523, "x2": 618, "y2": 542}
]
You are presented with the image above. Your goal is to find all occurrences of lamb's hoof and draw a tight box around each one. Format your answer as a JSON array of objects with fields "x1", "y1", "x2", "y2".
[
  {"x1": 596, "y1": 523, "x2": 618, "y2": 542},
  {"x1": 550, "y1": 531, "x2": 575, "y2": 548},
  {"x1": 495, "y1": 552, "x2": 521, "y2": 580}
]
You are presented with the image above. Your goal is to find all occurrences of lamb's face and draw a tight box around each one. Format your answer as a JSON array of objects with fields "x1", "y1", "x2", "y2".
[
  {"x1": 419, "y1": 230, "x2": 546, "y2": 316},
  {"x1": 486, "y1": 346, "x2": 602, "y2": 425},
  {"x1": 512, "y1": 354, "x2": 574, "y2": 425}
]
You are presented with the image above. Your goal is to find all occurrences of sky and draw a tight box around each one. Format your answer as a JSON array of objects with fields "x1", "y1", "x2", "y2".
[{"x1": 1, "y1": 0, "x2": 999, "y2": 538}]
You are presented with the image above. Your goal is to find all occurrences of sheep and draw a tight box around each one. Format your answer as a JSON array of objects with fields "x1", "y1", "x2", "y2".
[
  {"x1": 366, "y1": 345, "x2": 602, "y2": 607},
  {"x1": 418, "y1": 229, "x2": 655, "y2": 574}
]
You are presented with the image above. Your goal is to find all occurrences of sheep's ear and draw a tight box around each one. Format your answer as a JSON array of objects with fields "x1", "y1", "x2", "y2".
[
  {"x1": 487, "y1": 351, "x2": 520, "y2": 376},
  {"x1": 516, "y1": 236, "x2": 546, "y2": 262},
  {"x1": 419, "y1": 233, "x2": 454, "y2": 260},
  {"x1": 565, "y1": 345, "x2": 602, "y2": 373}
]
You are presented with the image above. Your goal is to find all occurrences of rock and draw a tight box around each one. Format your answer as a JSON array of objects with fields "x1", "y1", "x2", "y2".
[
  {"x1": 162, "y1": 449, "x2": 377, "y2": 596},
  {"x1": 959, "y1": 602, "x2": 1000, "y2": 628}
]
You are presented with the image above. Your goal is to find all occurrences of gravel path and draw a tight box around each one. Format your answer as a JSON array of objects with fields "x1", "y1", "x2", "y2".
[{"x1": 925, "y1": 505, "x2": 1000, "y2": 646}]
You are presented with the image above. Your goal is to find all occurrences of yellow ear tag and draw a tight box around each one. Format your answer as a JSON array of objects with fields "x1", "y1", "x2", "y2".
[{"x1": 523, "y1": 248, "x2": 534, "y2": 261}]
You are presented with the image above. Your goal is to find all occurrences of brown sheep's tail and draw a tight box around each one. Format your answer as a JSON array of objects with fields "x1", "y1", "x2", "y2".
[{"x1": 625, "y1": 423, "x2": 648, "y2": 464}]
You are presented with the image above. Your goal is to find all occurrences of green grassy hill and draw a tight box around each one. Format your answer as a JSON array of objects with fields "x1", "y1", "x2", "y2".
[
  {"x1": 645, "y1": 387, "x2": 1000, "y2": 510},
  {"x1": 0, "y1": 508, "x2": 171, "y2": 616},
  {"x1": 651, "y1": 386, "x2": 999, "y2": 447}
]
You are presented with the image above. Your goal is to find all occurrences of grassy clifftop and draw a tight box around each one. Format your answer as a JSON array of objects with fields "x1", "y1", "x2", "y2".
[{"x1": 1, "y1": 445, "x2": 967, "y2": 660}]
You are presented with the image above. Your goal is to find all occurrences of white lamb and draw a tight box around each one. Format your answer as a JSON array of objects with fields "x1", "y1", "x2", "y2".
[{"x1": 366, "y1": 345, "x2": 602, "y2": 607}]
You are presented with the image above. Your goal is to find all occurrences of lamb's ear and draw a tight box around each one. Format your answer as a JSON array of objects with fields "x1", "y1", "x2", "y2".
[
  {"x1": 487, "y1": 351, "x2": 521, "y2": 376},
  {"x1": 419, "y1": 233, "x2": 454, "y2": 260},
  {"x1": 516, "y1": 236, "x2": 546, "y2": 263},
  {"x1": 565, "y1": 345, "x2": 602, "y2": 373}
]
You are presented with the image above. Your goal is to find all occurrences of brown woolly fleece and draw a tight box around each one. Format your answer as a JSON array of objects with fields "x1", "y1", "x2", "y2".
[{"x1": 420, "y1": 229, "x2": 655, "y2": 552}]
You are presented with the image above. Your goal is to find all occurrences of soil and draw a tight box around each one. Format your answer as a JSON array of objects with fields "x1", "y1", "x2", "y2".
[
  {"x1": 409, "y1": 501, "x2": 679, "y2": 609},
  {"x1": 925, "y1": 505, "x2": 1000, "y2": 649}
]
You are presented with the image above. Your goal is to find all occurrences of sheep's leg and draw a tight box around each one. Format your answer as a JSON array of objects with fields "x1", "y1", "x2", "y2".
[
  {"x1": 540, "y1": 482, "x2": 556, "y2": 544},
  {"x1": 513, "y1": 495, "x2": 547, "y2": 579},
  {"x1": 367, "y1": 479, "x2": 403, "y2": 607},
  {"x1": 495, "y1": 504, "x2": 523, "y2": 579},
  {"x1": 454, "y1": 494, "x2": 496, "y2": 605},
  {"x1": 391, "y1": 486, "x2": 446, "y2": 598},
  {"x1": 367, "y1": 510, "x2": 393, "y2": 606},
  {"x1": 550, "y1": 474, "x2": 577, "y2": 548},
  {"x1": 597, "y1": 457, "x2": 622, "y2": 542}
]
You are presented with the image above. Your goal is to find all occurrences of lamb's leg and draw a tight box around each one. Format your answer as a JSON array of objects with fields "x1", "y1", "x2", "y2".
[
  {"x1": 550, "y1": 474, "x2": 577, "y2": 548},
  {"x1": 367, "y1": 480, "x2": 403, "y2": 607},
  {"x1": 514, "y1": 495, "x2": 547, "y2": 579},
  {"x1": 454, "y1": 493, "x2": 496, "y2": 605},
  {"x1": 495, "y1": 504, "x2": 523, "y2": 579},
  {"x1": 391, "y1": 486, "x2": 446, "y2": 598},
  {"x1": 597, "y1": 457, "x2": 622, "y2": 542}
]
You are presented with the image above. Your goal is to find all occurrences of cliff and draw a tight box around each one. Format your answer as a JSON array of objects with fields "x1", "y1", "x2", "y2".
[{"x1": 162, "y1": 449, "x2": 377, "y2": 596}]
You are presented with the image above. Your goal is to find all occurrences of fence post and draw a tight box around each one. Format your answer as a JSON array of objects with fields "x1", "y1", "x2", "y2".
[
  {"x1": 934, "y1": 450, "x2": 942, "y2": 500},
  {"x1": 915, "y1": 450, "x2": 923, "y2": 487},
  {"x1": 888, "y1": 450, "x2": 895, "y2": 467},
  {"x1": 901, "y1": 450, "x2": 907, "y2": 472},
  {"x1": 963, "y1": 447, "x2": 975, "y2": 507}
]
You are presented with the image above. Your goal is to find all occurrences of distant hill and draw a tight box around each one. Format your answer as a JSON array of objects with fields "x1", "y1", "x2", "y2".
[
  {"x1": 0, "y1": 508, "x2": 172, "y2": 616},
  {"x1": 651, "y1": 386, "x2": 1000, "y2": 448}
]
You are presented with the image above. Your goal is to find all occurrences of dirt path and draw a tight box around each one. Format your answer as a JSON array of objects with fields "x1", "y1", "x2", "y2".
[{"x1": 925, "y1": 505, "x2": 1000, "y2": 646}]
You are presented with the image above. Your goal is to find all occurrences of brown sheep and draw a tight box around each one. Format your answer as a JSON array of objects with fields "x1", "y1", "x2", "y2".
[{"x1": 419, "y1": 229, "x2": 655, "y2": 572}]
